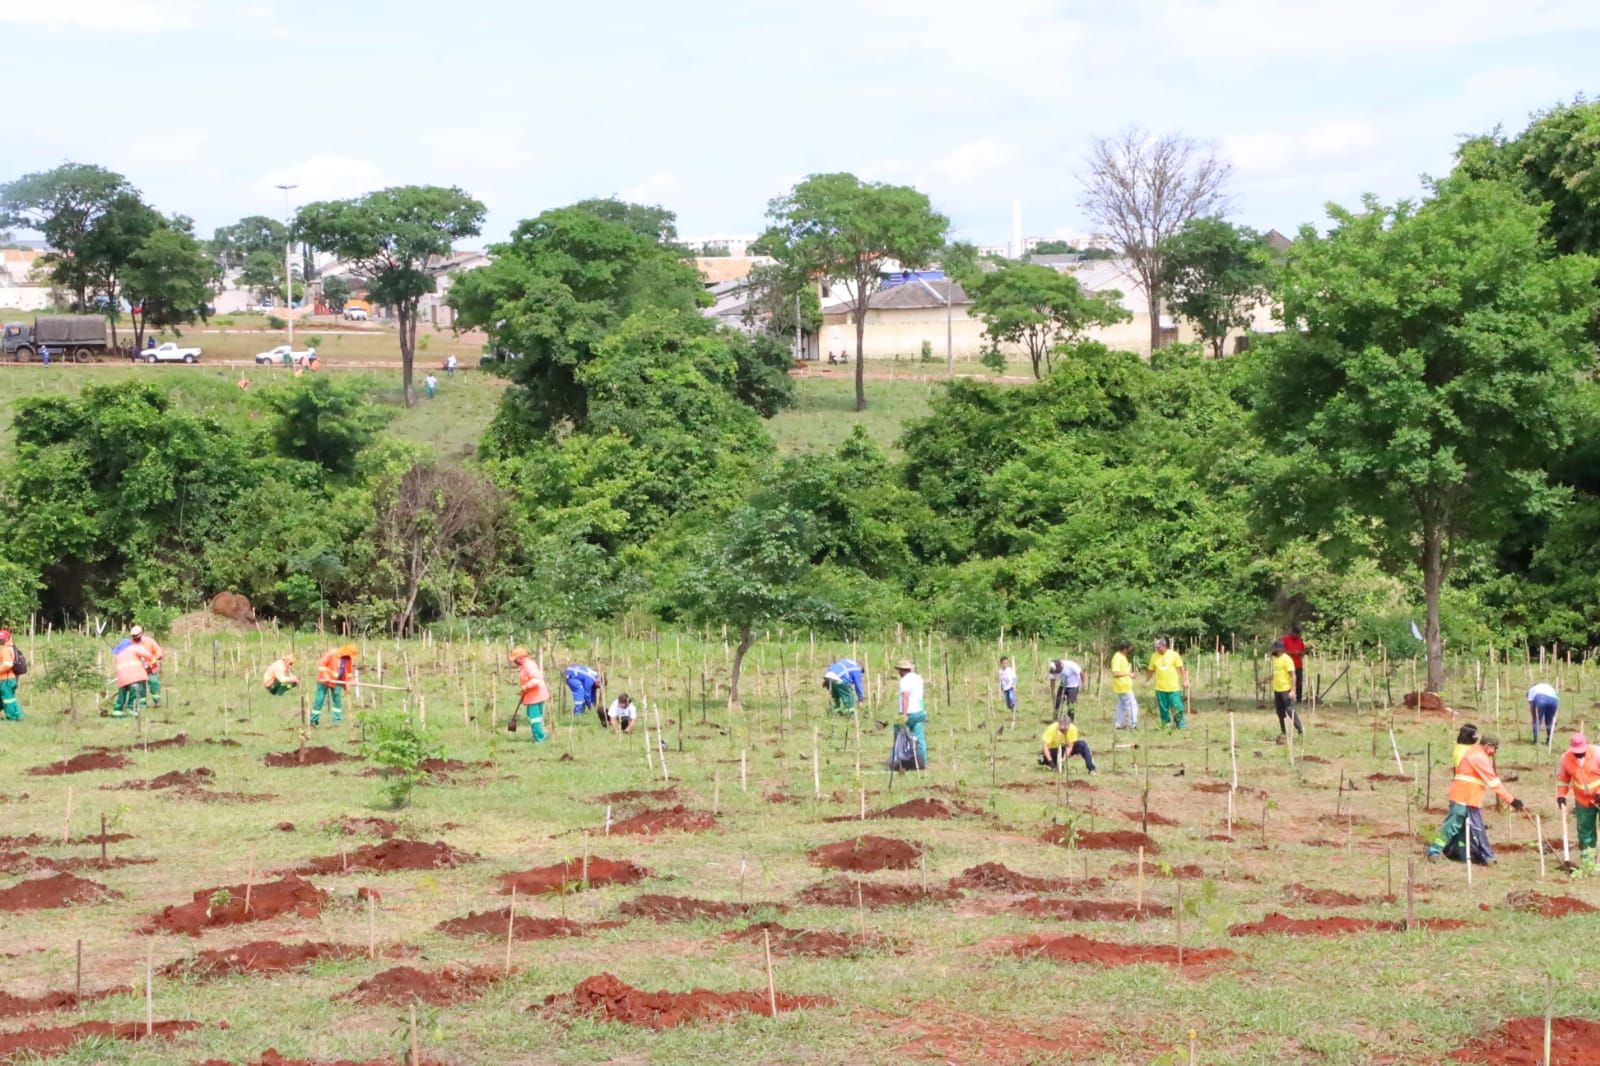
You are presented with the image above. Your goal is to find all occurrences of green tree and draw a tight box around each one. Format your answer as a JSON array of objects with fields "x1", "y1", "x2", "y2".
[
  {"x1": 265, "y1": 375, "x2": 391, "y2": 476},
  {"x1": 1253, "y1": 180, "x2": 1599, "y2": 691},
  {"x1": 758, "y1": 173, "x2": 949, "y2": 410},
  {"x1": 321, "y1": 274, "x2": 351, "y2": 310},
  {"x1": 938, "y1": 240, "x2": 982, "y2": 285},
  {"x1": 0, "y1": 163, "x2": 133, "y2": 309},
  {"x1": 123, "y1": 226, "x2": 219, "y2": 348},
  {"x1": 570, "y1": 197, "x2": 679, "y2": 242},
  {"x1": 238, "y1": 249, "x2": 293, "y2": 304},
  {"x1": 295, "y1": 186, "x2": 485, "y2": 406},
  {"x1": 1159, "y1": 217, "x2": 1271, "y2": 359},
  {"x1": 209, "y1": 215, "x2": 287, "y2": 271},
  {"x1": 965, "y1": 262, "x2": 1130, "y2": 379}
]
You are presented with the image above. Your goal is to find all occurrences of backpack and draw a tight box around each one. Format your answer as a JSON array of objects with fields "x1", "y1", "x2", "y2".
[{"x1": 10, "y1": 647, "x2": 27, "y2": 677}]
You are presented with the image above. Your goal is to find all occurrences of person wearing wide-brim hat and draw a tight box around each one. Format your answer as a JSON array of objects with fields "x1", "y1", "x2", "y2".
[
  {"x1": 1556, "y1": 732, "x2": 1600, "y2": 864},
  {"x1": 895, "y1": 659, "x2": 927, "y2": 769}
]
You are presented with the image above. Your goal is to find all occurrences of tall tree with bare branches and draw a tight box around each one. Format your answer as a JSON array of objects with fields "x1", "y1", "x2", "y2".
[{"x1": 1080, "y1": 128, "x2": 1231, "y2": 352}]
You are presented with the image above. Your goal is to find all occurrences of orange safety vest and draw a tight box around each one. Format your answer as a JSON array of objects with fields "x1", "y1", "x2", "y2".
[
  {"x1": 131, "y1": 637, "x2": 162, "y2": 673},
  {"x1": 113, "y1": 644, "x2": 148, "y2": 688},
  {"x1": 1447, "y1": 745, "x2": 1516, "y2": 809},
  {"x1": 317, "y1": 650, "x2": 353, "y2": 686},
  {"x1": 517, "y1": 658, "x2": 549, "y2": 705},
  {"x1": 0, "y1": 643, "x2": 14, "y2": 681},
  {"x1": 263, "y1": 659, "x2": 296, "y2": 689},
  {"x1": 1557, "y1": 749, "x2": 1600, "y2": 809}
]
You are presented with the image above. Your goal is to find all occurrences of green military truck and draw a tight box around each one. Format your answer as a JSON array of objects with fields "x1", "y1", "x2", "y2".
[{"x1": 1, "y1": 315, "x2": 110, "y2": 363}]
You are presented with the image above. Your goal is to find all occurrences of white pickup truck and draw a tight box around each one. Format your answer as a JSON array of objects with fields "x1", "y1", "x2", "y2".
[
  {"x1": 254, "y1": 344, "x2": 314, "y2": 367},
  {"x1": 138, "y1": 342, "x2": 201, "y2": 364}
]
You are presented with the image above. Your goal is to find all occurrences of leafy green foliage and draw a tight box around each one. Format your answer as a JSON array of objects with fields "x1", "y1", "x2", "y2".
[
  {"x1": 209, "y1": 215, "x2": 287, "y2": 271},
  {"x1": 1159, "y1": 217, "x2": 1271, "y2": 358},
  {"x1": 965, "y1": 262, "x2": 1130, "y2": 379},
  {"x1": 124, "y1": 225, "x2": 219, "y2": 347},
  {"x1": 0, "y1": 162, "x2": 134, "y2": 308},
  {"x1": 321, "y1": 274, "x2": 350, "y2": 309},
  {"x1": 359, "y1": 709, "x2": 442, "y2": 808},
  {"x1": 265, "y1": 375, "x2": 392, "y2": 477}
]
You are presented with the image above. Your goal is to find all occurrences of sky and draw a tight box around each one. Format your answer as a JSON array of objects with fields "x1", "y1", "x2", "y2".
[{"x1": 3, "y1": 0, "x2": 1598, "y2": 248}]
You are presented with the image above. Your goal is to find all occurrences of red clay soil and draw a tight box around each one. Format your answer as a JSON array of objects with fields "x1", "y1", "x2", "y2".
[
  {"x1": 0, "y1": 1020, "x2": 200, "y2": 1060},
  {"x1": 799, "y1": 877, "x2": 959, "y2": 908},
  {"x1": 1402, "y1": 690, "x2": 1449, "y2": 712},
  {"x1": 723, "y1": 921, "x2": 895, "y2": 957},
  {"x1": 160, "y1": 940, "x2": 379, "y2": 978},
  {"x1": 871, "y1": 797, "x2": 982, "y2": 819},
  {"x1": 107, "y1": 768, "x2": 215, "y2": 790},
  {"x1": 947, "y1": 862, "x2": 1101, "y2": 893},
  {"x1": 540, "y1": 972, "x2": 831, "y2": 1028},
  {"x1": 338, "y1": 965, "x2": 501, "y2": 1007},
  {"x1": 26, "y1": 752, "x2": 132, "y2": 776},
  {"x1": 1122, "y1": 810, "x2": 1180, "y2": 827},
  {"x1": 608, "y1": 805, "x2": 719, "y2": 835},
  {"x1": 1109, "y1": 862, "x2": 1205, "y2": 880},
  {"x1": 1008, "y1": 933, "x2": 1235, "y2": 968},
  {"x1": 1448, "y1": 1017, "x2": 1600, "y2": 1065},
  {"x1": 1366, "y1": 772, "x2": 1414, "y2": 782},
  {"x1": 1011, "y1": 897, "x2": 1171, "y2": 920},
  {"x1": 619, "y1": 894, "x2": 785, "y2": 923},
  {"x1": 1041, "y1": 827, "x2": 1161, "y2": 853},
  {"x1": 141, "y1": 875, "x2": 325, "y2": 935},
  {"x1": 597, "y1": 786, "x2": 679, "y2": 804},
  {"x1": 1228, "y1": 912, "x2": 1473, "y2": 936},
  {"x1": 0, "y1": 852, "x2": 153, "y2": 874},
  {"x1": 498, "y1": 857, "x2": 651, "y2": 896},
  {"x1": 807, "y1": 835, "x2": 923, "y2": 872},
  {"x1": 293, "y1": 839, "x2": 476, "y2": 875},
  {"x1": 0, "y1": 988, "x2": 120, "y2": 1018},
  {"x1": 263, "y1": 746, "x2": 362, "y2": 767},
  {"x1": 1503, "y1": 891, "x2": 1598, "y2": 918},
  {"x1": 1282, "y1": 883, "x2": 1367, "y2": 907},
  {"x1": 437, "y1": 909, "x2": 587, "y2": 940},
  {"x1": 0, "y1": 873, "x2": 120, "y2": 911}
]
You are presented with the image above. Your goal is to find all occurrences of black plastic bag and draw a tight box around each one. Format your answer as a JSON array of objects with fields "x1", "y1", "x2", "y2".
[{"x1": 888, "y1": 726, "x2": 920, "y2": 772}]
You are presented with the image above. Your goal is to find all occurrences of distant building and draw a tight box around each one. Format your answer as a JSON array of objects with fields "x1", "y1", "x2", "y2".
[
  {"x1": 0, "y1": 249, "x2": 53, "y2": 311},
  {"x1": 682, "y1": 233, "x2": 759, "y2": 258}
]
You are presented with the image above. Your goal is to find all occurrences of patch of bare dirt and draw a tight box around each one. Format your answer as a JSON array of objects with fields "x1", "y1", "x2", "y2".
[
  {"x1": 947, "y1": 863, "x2": 1100, "y2": 893},
  {"x1": 0, "y1": 873, "x2": 120, "y2": 911},
  {"x1": 498, "y1": 858, "x2": 650, "y2": 896},
  {"x1": 538, "y1": 972, "x2": 830, "y2": 1028},
  {"x1": 798, "y1": 877, "x2": 958, "y2": 908},
  {"x1": 141, "y1": 875, "x2": 325, "y2": 936},
  {"x1": 291, "y1": 839, "x2": 476, "y2": 875},
  {"x1": 27, "y1": 753, "x2": 132, "y2": 776},
  {"x1": 618, "y1": 894, "x2": 785, "y2": 923},
  {"x1": 807, "y1": 835, "x2": 923, "y2": 872}
]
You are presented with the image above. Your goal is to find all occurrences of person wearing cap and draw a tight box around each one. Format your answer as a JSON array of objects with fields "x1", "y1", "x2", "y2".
[
  {"x1": 1144, "y1": 638, "x2": 1188, "y2": 729},
  {"x1": 896, "y1": 659, "x2": 927, "y2": 769},
  {"x1": 262, "y1": 654, "x2": 300, "y2": 696},
  {"x1": 1556, "y1": 732, "x2": 1600, "y2": 864},
  {"x1": 1269, "y1": 639, "x2": 1302, "y2": 738},
  {"x1": 0, "y1": 629, "x2": 22, "y2": 721},
  {"x1": 823, "y1": 656, "x2": 865, "y2": 716},
  {"x1": 1048, "y1": 656, "x2": 1084, "y2": 723},
  {"x1": 127, "y1": 625, "x2": 164, "y2": 708},
  {"x1": 1428, "y1": 732, "x2": 1523, "y2": 863},
  {"x1": 562, "y1": 663, "x2": 601, "y2": 718},
  {"x1": 1450, "y1": 723, "x2": 1490, "y2": 858},
  {"x1": 111, "y1": 638, "x2": 149, "y2": 718},
  {"x1": 509, "y1": 646, "x2": 551, "y2": 742},
  {"x1": 312, "y1": 644, "x2": 358, "y2": 725},
  {"x1": 606, "y1": 691, "x2": 637, "y2": 735},
  {"x1": 1527, "y1": 681, "x2": 1559, "y2": 746},
  {"x1": 1110, "y1": 640, "x2": 1138, "y2": 729},
  {"x1": 1039, "y1": 717, "x2": 1096, "y2": 773}
]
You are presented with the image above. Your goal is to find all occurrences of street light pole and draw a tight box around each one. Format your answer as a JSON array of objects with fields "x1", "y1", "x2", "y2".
[{"x1": 274, "y1": 183, "x2": 297, "y2": 348}]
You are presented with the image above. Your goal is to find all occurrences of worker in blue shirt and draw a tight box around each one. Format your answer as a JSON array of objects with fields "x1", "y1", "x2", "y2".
[
  {"x1": 563, "y1": 664, "x2": 601, "y2": 720},
  {"x1": 823, "y1": 657, "x2": 865, "y2": 715}
]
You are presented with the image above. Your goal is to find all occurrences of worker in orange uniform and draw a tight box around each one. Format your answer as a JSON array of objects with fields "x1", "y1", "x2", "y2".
[
  {"x1": 0, "y1": 628, "x2": 23, "y2": 721},
  {"x1": 111, "y1": 639, "x2": 149, "y2": 718},
  {"x1": 1428, "y1": 733, "x2": 1523, "y2": 864},
  {"x1": 128, "y1": 625, "x2": 165, "y2": 708},
  {"x1": 312, "y1": 644, "x2": 358, "y2": 725},
  {"x1": 509, "y1": 646, "x2": 550, "y2": 742},
  {"x1": 1556, "y1": 732, "x2": 1600, "y2": 866}
]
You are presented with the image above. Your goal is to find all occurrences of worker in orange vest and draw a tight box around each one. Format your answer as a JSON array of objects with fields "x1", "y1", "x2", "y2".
[
  {"x1": 111, "y1": 640, "x2": 149, "y2": 718},
  {"x1": 312, "y1": 644, "x2": 358, "y2": 725},
  {"x1": 509, "y1": 646, "x2": 550, "y2": 742},
  {"x1": 1428, "y1": 733, "x2": 1522, "y2": 864},
  {"x1": 128, "y1": 625, "x2": 165, "y2": 708},
  {"x1": 0, "y1": 628, "x2": 22, "y2": 721},
  {"x1": 1556, "y1": 732, "x2": 1600, "y2": 865}
]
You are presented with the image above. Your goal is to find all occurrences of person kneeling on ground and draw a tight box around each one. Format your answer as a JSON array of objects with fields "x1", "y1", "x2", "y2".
[
  {"x1": 262, "y1": 654, "x2": 299, "y2": 696},
  {"x1": 607, "y1": 692, "x2": 637, "y2": 735},
  {"x1": 1039, "y1": 717, "x2": 1096, "y2": 773},
  {"x1": 1428, "y1": 732, "x2": 1521, "y2": 864}
]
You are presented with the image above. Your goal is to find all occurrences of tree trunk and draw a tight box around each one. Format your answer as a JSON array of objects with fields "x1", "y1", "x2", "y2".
[
  {"x1": 399, "y1": 301, "x2": 417, "y2": 407},
  {"x1": 729, "y1": 627, "x2": 754, "y2": 704},
  {"x1": 1422, "y1": 521, "x2": 1445, "y2": 692},
  {"x1": 853, "y1": 305, "x2": 867, "y2": 412}
]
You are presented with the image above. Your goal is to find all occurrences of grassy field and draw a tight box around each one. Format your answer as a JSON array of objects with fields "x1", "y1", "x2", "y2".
[
  {"x1": 0, "y1": 630, "x2": 1592, "y2": 1065},
  {"x1": 767, "y1": 375, "x2": 942, "y2": 457}
]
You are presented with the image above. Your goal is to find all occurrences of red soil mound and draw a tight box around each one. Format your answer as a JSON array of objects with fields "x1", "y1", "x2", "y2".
[
  {"x1": 160, "y1": 940, "x2": 381, "y2": 978},
  {"x1": 0, "y1": 853, "x2": 153, "y2": 875},
  {"x1": 1448, "y1": 1016, "x2": 1600, "y2": 1065},
  {"x1": 1504, "y1": 891, "x2": 1597, "y2": 918},
  {"x1": 0, "y1": 873, "x2": 120, "y2": 911},
  {"x1": 540, "y1": 972, "x2": 830, "y2": 1028},
  {"x1": 1041, "y1": 827, "x2": 1160, "y2": 853},
  {"x1": 608, "y1": 805, "x2": 719, "y2": 835},
  {"x1": 598, "y1": 786, "x2": 679, "y2": 804},
  {"x1": 1008, "y1": 933, "x2": 1234, "y2": 968},
  {"x1": 436, "y1": 909, "x2": 587, "y2": 940},
  {"x1": 263, "y1": 746, "x2": 362, "y2": 767},
  {"x1": 1108, "y1": 862, "x2": 1205, "y2": 879},
  {"x1": 0, "y1": 988, "x2": 119, "y2": 1018},
  {"x1": 27, "y1": 752, "x2": 132, "y2": 776},
  {"x1": 0, "y1": 1020, "x2": 200, "y2": 1060},
  {"x1": 1228, "y1": 913, "x2": 1472, "y2": 936},
  {"x1": 141, "y1": 875, "x2": 325, "y2": 935},
  {"x1": 338, "y1": 965, "x2": 502, "y2": 1006},
  {"x1": 1283, "y1": 883, "x2": 1366, "y2": 907},
  {"x1": 1122, "y1": 810, "x2": 1180, "y2": 827},
  {"x1": 799, "y1": 877, "x2": 958, "y2": 908},
  {"x1": 872, "y1": 797, "x2": 980, "y2": 819},
  {"x1": 947, "y1": 862, "x2": 1100, "y2": 893},
  {"x1": 807, "y1": 835, "x2": 923, "y2": 872},
  {"x1": 1011, "y1": 897, "x2": 1171, "y2": 920},
  {"x1": 723, "y1": 921, "x2": 894, "y2": 957},
  {"x1": 619, "y1": 894, "x2": 785, "y2": 923},
  {"x1": 1402, "y1": 690, "x2": 1448, "y2": 712},
  {"x1": 106, "y1": 768, "x2": 214, "y2": 790},
  {"x1": 293, "y1": 839, "x2": 476, "y2": 875},
  {"x1": 498, "y1": 857, "x2": 650, "y2": 895}
]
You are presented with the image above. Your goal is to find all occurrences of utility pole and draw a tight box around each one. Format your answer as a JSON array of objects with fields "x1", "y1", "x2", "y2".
[{"x1": 274, "y1": 183, "x2": 298, "y2": 348}]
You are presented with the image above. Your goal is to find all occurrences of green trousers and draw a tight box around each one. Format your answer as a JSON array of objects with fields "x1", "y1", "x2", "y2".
[
  {"x1": 311, "y1": 683, "x2": 343, "y2": 724},
  {"x1": 524, "y1": 702, "x2": 546, "y2": 742},
  {"x1": 146, "y1": 672, "x2": 161, "y2": 706},
  {"x1": 112, "y1": 681, "x2": 146, "y2": 717},
  {"x1": 1576, "y1": 804, "x2": 1598, "y2": 859},
  {"x1": 265, "y1": 681, "x2": 295, "y2": 696},
  {"x1": 0, "y1": 677, "x2": 21, "y2": 721},
  {"x1": 1156, "y1": 689, "x2": 1186, "y2": 728},
  {"x1": 829, "y1": 680, "x2": 858, "y2": 714}
]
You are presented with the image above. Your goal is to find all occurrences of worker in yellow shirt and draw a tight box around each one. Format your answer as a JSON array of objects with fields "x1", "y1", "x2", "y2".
[
  {"x1": 1039, "y1": 718, "x2": 1096, "y2": 773},
  {"x1": 1144, "y1": 638, "x2": 1188, "y2": 729},
  {"x1": 1270, "y1": 639, "x2": 1302, "y2": 738},
  {"x1": 1111, "y1": 640, "x2": 1138, "y2": 729}
]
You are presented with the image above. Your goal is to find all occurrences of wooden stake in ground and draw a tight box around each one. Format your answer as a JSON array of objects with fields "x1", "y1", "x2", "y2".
[
  {"x1": 581, "y1": 832, "x2": 590, "y2": 887},
  {"x1": 1405, "y1": 858, "x2": 1415, "y2": 930},
  {"x1": 74, "y1": 939, "x2": 82, "y2": 1009},
  {"x1": 812, "y1": 725, "x2": 821, "y2": 800},
  {"x1": 244, "y1": 850, "x2": 255, "y2": 915},
  {"x1": 856, "y1": 880, "x2": 866, "y2": 942},
  {"x1": 1136, "y1": 846, "x2": 1144, "y2": 913},
  {"x1": 763, "y1": 928, "x2": 777, "y2": 1017},
  {"x1": 1562, "y1": 806, "x2": 1571, "y2": 865},
  {"x1": 145, "y1": 946, "x2": 153, "y2": 1036},
  {"x1": 61, "y1": 786, "x2": 72, "y2": 845},
  {"x1": 1176, "y1": 881, "x2": 1185, "y2": 966},
  {"x1": 741, "y1": 749, "x2": 748, "y2": 792},
  {"x1": 1388, "y1": 728, "x2": 1405, "y2": 777},
  {"x1": 1536, "y1": 814, "x2": 1546, "y2": 880},
  {"x1": 99, "y1": 814, "x2": 107, "y2": 866},
  {"x1": 367, "y1": 890, "x2": 376, "y2": 959},
  {"x1": 505, "y1": 886, "x2": 517, "y2": 976}
]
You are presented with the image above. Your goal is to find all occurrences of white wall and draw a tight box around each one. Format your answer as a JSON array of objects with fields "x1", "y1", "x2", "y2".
[{"x1": 0, "y1": 287, "x2": 53, "y2": 312}]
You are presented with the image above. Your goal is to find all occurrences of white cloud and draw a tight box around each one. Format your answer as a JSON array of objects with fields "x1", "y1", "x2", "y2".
[
  {"x1": 260, "y1": 157, "x2": 387, "y2": 206},
  {"x1": 0, "y1": 0, "x2": 202, "y2": 31},
  {"x1": 618, "y1": 172, "x2": 680, "y2": 207},
  {"x1": 934, "y1": 140, "x2": 1016, "y2": 185}
]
